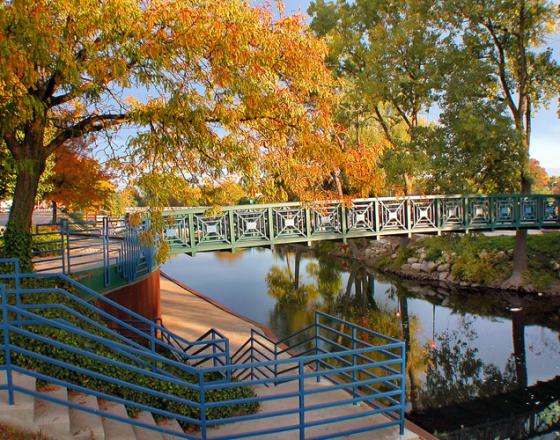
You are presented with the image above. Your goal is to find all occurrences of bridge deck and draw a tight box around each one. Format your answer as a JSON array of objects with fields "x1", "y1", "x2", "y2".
[{"x1": 161, "y1": 194, "x2": 560, "y2": 254}]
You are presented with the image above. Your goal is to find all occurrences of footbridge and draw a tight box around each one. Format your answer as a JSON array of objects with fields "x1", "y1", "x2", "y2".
[
  {"x1": 161, "y1": 194, "x2": 560, "y2": 254},
  {"x1": 27, "y1": 193, "x2": 560, "y2": 291}
]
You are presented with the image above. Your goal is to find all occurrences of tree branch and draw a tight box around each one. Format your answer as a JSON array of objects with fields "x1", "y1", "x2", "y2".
[
  {"x1": 45, "y1": 113, "x2": 128, "y2": 154},
  {"x1": 484, "y1": 20, "x2": 518, "y2": 118},
  {"x1": 2, "y1": 132, "x2": 21, "y2": 158},
  {"x1": 374, "y1": 104, "x2": 397, "y2": 148}
]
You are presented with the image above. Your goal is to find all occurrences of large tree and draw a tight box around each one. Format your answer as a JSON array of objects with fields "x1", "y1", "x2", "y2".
[
  {"x1": 309, "y1": 0, "x2": 445, "y2": 195},
  {"x1": 0, "y1": 0, "x2": 340, "y2": 269},
  {"x1": 440, "y1": 0, "x2": 560, "y2": 286}
]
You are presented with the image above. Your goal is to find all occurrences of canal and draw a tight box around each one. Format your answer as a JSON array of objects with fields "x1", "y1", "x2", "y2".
[{"x1": 162, "y1": 243, "x2": 560, "y2": 439}]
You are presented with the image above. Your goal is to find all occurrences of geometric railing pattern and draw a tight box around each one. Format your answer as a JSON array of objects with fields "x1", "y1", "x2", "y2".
[{"x1": 162, "y1": 194, "x2": 560, "y2": 254}]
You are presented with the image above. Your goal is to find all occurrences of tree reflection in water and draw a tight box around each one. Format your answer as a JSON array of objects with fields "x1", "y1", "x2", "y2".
[
  {"x1": 265, "y1": 248, "x2": 427, "y2": 408},
  {"x1": 420, "y1": 317, "x2": 518, "y2": 408}
]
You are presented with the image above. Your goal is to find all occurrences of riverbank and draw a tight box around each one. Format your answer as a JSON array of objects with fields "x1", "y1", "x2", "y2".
[{"x1": 327, "y1": 231, "x2": 560, "y2": 296}]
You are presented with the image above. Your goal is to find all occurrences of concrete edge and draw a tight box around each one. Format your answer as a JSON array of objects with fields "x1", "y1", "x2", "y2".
[{"x1": 159, "y1": 270, "x2": 439, "y2": 440}]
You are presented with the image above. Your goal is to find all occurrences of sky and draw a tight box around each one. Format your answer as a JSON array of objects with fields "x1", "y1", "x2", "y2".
[{"x1": 269, "y1": 0, "x2": 560, "y2": 175}]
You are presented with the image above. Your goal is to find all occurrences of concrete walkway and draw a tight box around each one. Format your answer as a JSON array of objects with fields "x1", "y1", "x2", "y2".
[
  {"x1": 159, "y1": 272, "x2": 422, "y2": 440},
  {"x1": 160, "y1": 274, "x2": 257, "y2": 352}
]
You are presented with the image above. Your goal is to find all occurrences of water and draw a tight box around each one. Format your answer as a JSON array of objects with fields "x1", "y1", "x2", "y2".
[{"x1": 162, "y1": 244, "x2": 560, "y2": 438}]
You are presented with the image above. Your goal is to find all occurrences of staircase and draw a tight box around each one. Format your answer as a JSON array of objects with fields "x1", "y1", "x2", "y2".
[
  {"x1": 0, "y1": 372, "x2": 184, "y2": 440},
  {"x1": 0, "y1": 258, "x2": 411, "y2": 439}
]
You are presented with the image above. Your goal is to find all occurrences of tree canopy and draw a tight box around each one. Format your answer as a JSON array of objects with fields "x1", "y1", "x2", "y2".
[{"x1": 0, "y1": 0, "x2": 356, "y2": 266}]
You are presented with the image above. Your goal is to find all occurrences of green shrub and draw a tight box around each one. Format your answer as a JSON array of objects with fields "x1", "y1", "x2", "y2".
[
  {"x1": 1, "y1": 227, "x2": 33, "y2": 272},
  {"x1": 425, "y1": 247, "x2": 443, "y2": 262},
  {"x1": 0, "y1": 277, "x2": 257, "y2": 428},
  {"x1": 395, "y1": 246, "x2": 416, "y2": 267},
  {"x1": 31, "y1": 232, "x2": 65, "y2": 257}
]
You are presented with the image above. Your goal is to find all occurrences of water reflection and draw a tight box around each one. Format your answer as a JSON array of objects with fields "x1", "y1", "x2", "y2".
[{"x1": 162, "y1": 244, "x2": 560, "y2": 438}]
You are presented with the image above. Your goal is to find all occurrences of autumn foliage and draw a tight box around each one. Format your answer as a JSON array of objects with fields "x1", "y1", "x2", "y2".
[{"x1": 45, "y1": 141, "x2": 113, "y2": 217}]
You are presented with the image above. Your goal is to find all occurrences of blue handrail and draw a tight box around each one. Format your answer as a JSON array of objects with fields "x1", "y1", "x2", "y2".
[
  {"x1": 0, "y1": 258, "x2": 230, "y2": 371},
  {"x1": 1, "y1": 259, "x2": 407, "y2": 439},
  {"x1": 30, "y1": 217, "x2": 154, "y2": 288}
]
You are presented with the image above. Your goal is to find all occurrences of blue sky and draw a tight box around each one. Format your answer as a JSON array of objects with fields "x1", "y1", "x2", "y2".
[{"x1": 272, "y1": 0, "x2": 560, "y2": 174}]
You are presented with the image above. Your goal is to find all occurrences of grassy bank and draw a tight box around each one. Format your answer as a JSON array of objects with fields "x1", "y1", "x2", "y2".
[{"x1": 377, "y1": 232, "x2": 560, "y2": 291}]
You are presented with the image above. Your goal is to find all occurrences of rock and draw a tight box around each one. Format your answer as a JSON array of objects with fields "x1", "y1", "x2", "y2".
[
  {"x1": 460, "y1": 281, "x2": 469, "y2": 287},
  {"x1": 552, "y1": 262, "x2": 560, "y2": 271},
  {"x1": 441, "y1": 298, "x2": 450, "y2": 307},
  {"x1": 391, "y1": 253, "x2": 397, "y2": 259},
  {"x1": 421, "y1": 261, "x2": 437, "y2": 273},
  {"x1": 496, "y1": 251, "x2": 506, "y2": 259},
  {"x1": 411, "y1": 263, "x2": 423, "y2": 271},
  {"x1": 420, "y1": 253, "x2": 427, "y2": 260},
  {"x1": 478, "y1": 250, "x2": 488, "y2": 259},
  {"x1": 401, "y1": 264, "x2": 412, "y2": 272},
  {"x1": 407, "y1": 257, "x2": 419, "y2": 264},
  {"x1": 437, "y1": 263, "x2": 450, "y2": 272},
  {"x1": 438, "y1": 271, "x2": 449, "y2": 281}
]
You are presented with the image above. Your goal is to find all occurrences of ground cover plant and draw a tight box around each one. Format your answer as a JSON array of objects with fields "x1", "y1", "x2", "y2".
[{"x1": 0, "y1": 268, "x2": 257, "y2": 430}]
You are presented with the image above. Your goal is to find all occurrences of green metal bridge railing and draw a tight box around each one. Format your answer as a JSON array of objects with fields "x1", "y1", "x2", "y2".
[{"x1": 161, "y1": 194, "x2": 560, "y2": 254}]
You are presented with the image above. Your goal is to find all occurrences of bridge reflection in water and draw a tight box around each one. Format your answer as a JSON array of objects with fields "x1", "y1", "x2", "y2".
[{"x1": 161, "y1": 194, "x2": 560, "y2": 254}]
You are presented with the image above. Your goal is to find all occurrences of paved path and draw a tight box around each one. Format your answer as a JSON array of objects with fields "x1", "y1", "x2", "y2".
[{"x1": 160, "y1": 274, "x2": 257, "y2": 353}]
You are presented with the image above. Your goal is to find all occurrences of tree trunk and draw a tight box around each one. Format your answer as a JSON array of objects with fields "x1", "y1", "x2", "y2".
[
  {"x1": 51, "y1": 200, "x2": 57, "y2": 224},
  {"x1": 294, "y1": 250, "x2": 301, "y2": 289},
  {"x1": 504, "y1": 146, "x2": 531, "y2": 288},
  {"x1": 4, "y1": 157, "x2": 45, "y2": 270},
  {"x1": 398, "y1": 290, "x2": 420, "y2": 410},
  {"x1": 403, "y1": 173, "x2": 414, "y2": 196}
]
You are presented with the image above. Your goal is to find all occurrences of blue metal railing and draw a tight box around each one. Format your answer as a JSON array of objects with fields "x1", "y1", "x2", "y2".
[
  {"x1": 0, "y1": 258, "x2": 229, "y2": 372},
  {"x1": 0, "y1": 259, "x2": 406, "y2": 439},
  {"x1": 230, "y1": 311, "x2": 406, "y2": 436},
  {"x1": 30, "y1": 217, "x2": 154, "y2": 288}
]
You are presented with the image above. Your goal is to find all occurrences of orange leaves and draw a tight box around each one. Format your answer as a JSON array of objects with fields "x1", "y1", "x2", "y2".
[{"x1": 45, "y1": 139, "x2": 114, "y2": 212}]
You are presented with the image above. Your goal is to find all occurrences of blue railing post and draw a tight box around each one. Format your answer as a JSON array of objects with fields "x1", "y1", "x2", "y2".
[
  {"x1": 199, "y1": 372, "x2": 207, "y2": 440},
  {"x1": 1, "y1": 284, "x2": 14, "y2": 405},
  {"x1": 274, "y1": 342, "x2": 278, "y2": 383},
  {"x1": 400, "y1": 343, "x2": 406, "y2": 436},
  {"x1": 352, "y1": 326, "x2": 357, "y2": 404},
  {"x1": 211, "y1": 331, "x2": 218, "y2": 368},
  {"x1": 225, "y1": 338, "x2": 231, "y2": 382},
  {"x1": 150, "y1": 326, "x2": 156, "y2": 371},
  {"x1": 63, "y1": 218, "x2": 71, "y2": 274},
  {"x1": 59, "y1": 221, "x2": 66, "y2": 273},
  {"x1": 250, "y1": 329, "x2": 255, "y2": 380},
  {"x1": 315, "y1": 312, "x2": 320, "y2": 383},
  {"x1": 298, "y1": 359, "x2": 305, "y2": 440},
  {"x1": 103, "y1": 217, "x2": 109, "y2": 288}
]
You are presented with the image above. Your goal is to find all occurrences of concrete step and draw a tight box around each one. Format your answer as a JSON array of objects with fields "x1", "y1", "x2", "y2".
[
  {"x1": 132, "y1": 411, "x2": 164, "y2": 440},
  {"x1": 98, "y1": 399, "x2": 136, "y2": 440},
  {"x1": 34, "y1": 384, "x2": 72, "y2": 440},
  {"x1": 0, "y1": 371, "x2": 36, "y2": 424},
  {"x1": 208, "y1": 378, "x2": 417, "y2": 440},
  {"x1": 157, "y1": 417, "x2": 184, "y2": 439},
  {"x1": 68, "y1": 391, "x2": 105, "y2": 440}
]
